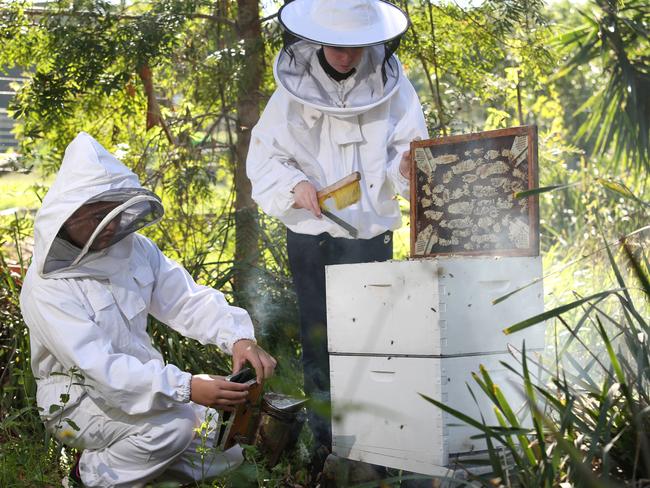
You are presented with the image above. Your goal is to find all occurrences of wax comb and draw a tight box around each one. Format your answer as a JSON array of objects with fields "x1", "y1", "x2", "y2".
[
  {"x1": 317, "y1": 171, "x2": 361, "y2": 210},
  {"x1": 317, "y1": 172, "x2": 361, "y2": 238}
]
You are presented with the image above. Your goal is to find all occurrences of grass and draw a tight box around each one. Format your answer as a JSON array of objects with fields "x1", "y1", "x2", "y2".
[
  {"x1": 0, "y1": 172, "x2": 46, "y2": 264},
  {"x1": 420, "y1": 226, "x2": 649, "y2": 486},
  {"x1": 0, "y1": 435, "x2": 66, "y2": 487},
  {"x1": 0, "y1": 172, "x2": 47, "y2": 213}
]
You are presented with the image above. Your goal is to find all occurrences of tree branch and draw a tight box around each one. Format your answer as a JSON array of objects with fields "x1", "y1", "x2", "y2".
[{"x1": 10, "y1": 7, "x2": 236, "y2": 25}]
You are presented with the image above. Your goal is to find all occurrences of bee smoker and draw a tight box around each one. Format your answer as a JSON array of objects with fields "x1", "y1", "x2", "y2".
[{"x1": 253, "y1": 392, "x2": 308, "y2": 466}]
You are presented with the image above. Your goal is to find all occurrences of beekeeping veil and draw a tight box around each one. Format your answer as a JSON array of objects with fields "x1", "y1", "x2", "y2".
[
  {"x1": 33, "y1": 132, "x2": 163, "y2": 278},
  {"x1": 275, "y1": 0, "x2": 410, "y2": 115}
]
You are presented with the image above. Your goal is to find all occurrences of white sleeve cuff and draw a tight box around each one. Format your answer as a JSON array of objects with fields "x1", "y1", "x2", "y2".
[
  {"x1": 278, "y1": 173, "x2": 310, "y2": 215},
  {"x1": 177, "y1": 371, "x2": 193, "y2": 403},
  {"x1": 217, "y1": 327, "x2": 257, "y2": 355}
]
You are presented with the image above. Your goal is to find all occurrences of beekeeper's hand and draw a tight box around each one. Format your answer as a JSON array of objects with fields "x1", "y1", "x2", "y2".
[
  {"x1": 399, "y1": 150, "x2": 411, "y2": 179},
  {"x1": 232, "y1": 339, "x2": 277, "y2": 383},
  {"x1": 190, "y1": 374, "x2": 250, "y2": 410},
  {"x1": 291, "y1": 180, "x2": 322, "y2": 218}
]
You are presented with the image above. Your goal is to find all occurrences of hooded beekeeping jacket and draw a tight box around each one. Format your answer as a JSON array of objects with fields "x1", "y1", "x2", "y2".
[
  {"x1": 246, "y1": 41, "x2": 428, "y2": 239},
  {"x1": 20, "y1": 132, "x2": 255, "y2": 419}
]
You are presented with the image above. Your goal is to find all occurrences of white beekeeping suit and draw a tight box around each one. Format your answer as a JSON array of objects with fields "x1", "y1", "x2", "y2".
[
  {"x1": 20, "y1": 132, "x2": 254, "y2": 487},
  {"x1": 245, "y1": 0, "x2": 429, "y2": 462},
  {"x1": 246, "y1": 40, "x2": 428, "y2": 238}
]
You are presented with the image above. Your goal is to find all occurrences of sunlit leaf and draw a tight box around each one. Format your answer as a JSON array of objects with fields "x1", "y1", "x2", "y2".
[
  {"x1": 597, "y1": 178, "x2": 650, "y2": 207},
  {"x1": 503, "y1": 290, "x2": 620, "y2": 334},
  {"x1": 514, "y1": 182, "x2": 578, "y2": 199}
]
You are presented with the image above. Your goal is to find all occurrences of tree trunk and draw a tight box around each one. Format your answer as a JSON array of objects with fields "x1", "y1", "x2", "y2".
[{"x1": 233, "y1": 0, "x2": 262, "y2": 326}]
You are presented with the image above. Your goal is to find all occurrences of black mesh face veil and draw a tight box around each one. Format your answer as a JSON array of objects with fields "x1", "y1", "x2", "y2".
[
  {"x1": 46, "y1": 188, "x2": 164, "y2": 272},
  {"x1": 71, "y1": 189, "x2": 163, "y2": 260},
  {"x1": 382, "y1": 36, "x2": 401, "y2": 84},
  {"x1": 84, "y1": 198, "x2": 161, "y2": 250},
  {"x1": 282, "y1": 14, "x2": 302, "y2": 61}
]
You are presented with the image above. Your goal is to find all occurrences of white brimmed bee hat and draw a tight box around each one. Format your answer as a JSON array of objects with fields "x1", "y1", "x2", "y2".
[{"x1": 278, "y1": 0, "x2": 409, "y2": 47}]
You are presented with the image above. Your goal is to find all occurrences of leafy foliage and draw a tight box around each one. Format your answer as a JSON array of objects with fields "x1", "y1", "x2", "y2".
[
  {"x1": 423, "y1": 184, "x2": 648, "y2": 486},
  {"x1": 553, "y1": 0, "x2": 650, "y2": 172},
  {"x1": 0, "y1": 0, "x2": 648, "y2": 486},
  {"x1": 400, "y1": 0, "x2": 554, "y2": 133}
]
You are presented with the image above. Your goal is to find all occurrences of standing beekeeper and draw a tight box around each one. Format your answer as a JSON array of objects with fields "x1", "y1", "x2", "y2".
[
  {"x1": 246, "y1": 0, "x2": 429, "y2": 471},
  {"x1": 20, "y1": 132, "x2": 277, "y2": 488}
]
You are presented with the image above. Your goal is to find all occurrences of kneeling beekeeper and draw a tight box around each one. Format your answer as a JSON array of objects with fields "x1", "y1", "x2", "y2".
[{"x1": 20, "y1": 132, "x2": 277, "y2": 487}]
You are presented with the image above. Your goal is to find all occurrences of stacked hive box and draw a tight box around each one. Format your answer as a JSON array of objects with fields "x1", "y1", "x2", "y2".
[{"x1": 326, "y1": 256, "x2": 544, "y2": 476}]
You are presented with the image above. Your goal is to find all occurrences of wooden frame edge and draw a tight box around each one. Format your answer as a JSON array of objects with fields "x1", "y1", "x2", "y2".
[{"x1": 408, "y1": 125, "x2": 540, "y2": 259}]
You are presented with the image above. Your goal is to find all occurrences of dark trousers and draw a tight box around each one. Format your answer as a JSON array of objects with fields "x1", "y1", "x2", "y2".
[{"x1": 286, "y1": 229, "x2": 393, "y2": 449}]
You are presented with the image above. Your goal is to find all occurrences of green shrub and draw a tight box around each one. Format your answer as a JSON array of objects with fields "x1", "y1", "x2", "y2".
[{"x1": 423, "y1": 227, "x2": 649, "y2": 486}]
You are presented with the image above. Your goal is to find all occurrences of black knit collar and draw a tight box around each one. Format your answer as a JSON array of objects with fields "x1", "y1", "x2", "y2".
[{"x1": 317, "y1": 48, "x2": 356, "y2": 82}]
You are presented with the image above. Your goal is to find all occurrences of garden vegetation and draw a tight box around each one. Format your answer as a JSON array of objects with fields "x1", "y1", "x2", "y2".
[{"x1": 0, "y1": 0, "x2": 648, "y2": 486}]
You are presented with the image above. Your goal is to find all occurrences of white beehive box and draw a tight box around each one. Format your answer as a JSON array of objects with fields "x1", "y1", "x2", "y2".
[
  {"x1": 326, "y1": 257, "x2": 544, "y2": 474},
  {"x1": 326, "y1": 256, "x2": 544, "y2": 356},
  {"x1": 330, "y1": 353, "x2": 534, "y2": 475}
]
